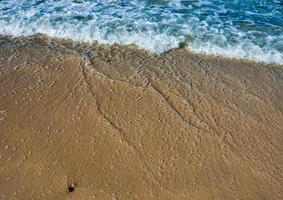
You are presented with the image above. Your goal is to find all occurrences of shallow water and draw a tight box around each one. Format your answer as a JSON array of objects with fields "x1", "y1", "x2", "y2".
[{"x1": 0, "y1": 0, "x2": 282, "y2": 64}]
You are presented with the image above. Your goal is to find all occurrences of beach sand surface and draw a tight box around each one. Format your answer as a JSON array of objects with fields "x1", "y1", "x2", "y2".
[{"x1": 0, "y1": 35, "x2": 282, "y2": 200}]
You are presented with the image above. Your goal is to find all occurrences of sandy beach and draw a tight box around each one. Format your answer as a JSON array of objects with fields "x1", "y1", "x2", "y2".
[{"x1": 0, "y1": 35, "x2": 282, "y2": 200}]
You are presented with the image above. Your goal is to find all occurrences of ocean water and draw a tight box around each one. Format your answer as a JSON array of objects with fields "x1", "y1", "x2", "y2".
[{"x1": 0, "y1": 0, "x2": 282, "y2": 64}]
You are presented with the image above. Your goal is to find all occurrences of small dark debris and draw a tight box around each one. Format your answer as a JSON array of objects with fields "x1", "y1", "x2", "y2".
[
  {"x1": 67, "y1": 184, "x2": 75, "y2": 193},
  {"x1": 178, "y1": 41, "x2": 188, "y2": 49}
]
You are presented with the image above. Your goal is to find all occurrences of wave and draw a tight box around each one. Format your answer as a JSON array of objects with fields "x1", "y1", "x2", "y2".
[{"x1": 0, "y1": 0, "x2": 282, "y2": 64}]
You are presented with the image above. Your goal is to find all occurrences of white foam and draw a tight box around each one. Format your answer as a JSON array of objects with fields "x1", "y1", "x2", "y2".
[
  {"x1": 0, "y1": 17, "x2": 181, "y2": 53},
  {"x1": 189, "y1": 42, "x2": 283, "y2": 64}
]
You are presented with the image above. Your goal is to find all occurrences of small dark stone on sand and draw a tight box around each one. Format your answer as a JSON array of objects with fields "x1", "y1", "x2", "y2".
[{"x1": 67, "y1": 184, "x2": 75, "y2": 193}]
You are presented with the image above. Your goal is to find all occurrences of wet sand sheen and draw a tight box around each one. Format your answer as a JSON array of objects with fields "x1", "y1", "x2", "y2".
[{"x1": 0, "y1": 35, "x2": 282, "y2": 200}]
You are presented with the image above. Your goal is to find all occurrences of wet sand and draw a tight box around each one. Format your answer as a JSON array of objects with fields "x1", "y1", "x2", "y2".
[{"x1": 0, "y1": 35, "x2": 282, "y2": 200}]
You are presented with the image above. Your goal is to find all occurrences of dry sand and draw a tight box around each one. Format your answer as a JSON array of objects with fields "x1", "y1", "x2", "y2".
[{"x1": 0, "y1": 35, "x2": 282, "y2": 200}]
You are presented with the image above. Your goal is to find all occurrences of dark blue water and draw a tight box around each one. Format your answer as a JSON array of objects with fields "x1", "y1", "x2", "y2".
[{"x1": 0, "y1": 0, "x2": 282, "y2": 63}]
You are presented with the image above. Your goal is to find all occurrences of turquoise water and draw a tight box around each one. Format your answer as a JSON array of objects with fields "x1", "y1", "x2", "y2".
[{"x1": 0, "y1": 0, "x2": 282, "y2": 64}]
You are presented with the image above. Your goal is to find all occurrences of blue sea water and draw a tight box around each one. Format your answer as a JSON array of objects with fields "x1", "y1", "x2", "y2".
[{"x1": 0, "y1": 0, "x2": 282, "y2": 64}]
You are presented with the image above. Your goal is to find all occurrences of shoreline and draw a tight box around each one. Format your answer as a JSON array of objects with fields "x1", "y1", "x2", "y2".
[
  {"x1": 0, "y1": 35, "x2": 282, "y2": 199},
  {"x1": 1, "y1": 34, "x2": 283, "y2": 66}
]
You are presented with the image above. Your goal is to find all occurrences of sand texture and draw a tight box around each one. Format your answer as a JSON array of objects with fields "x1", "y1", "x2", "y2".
[{"x1": 0, "y1": 36, "x2": 282, "y2": 200}]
